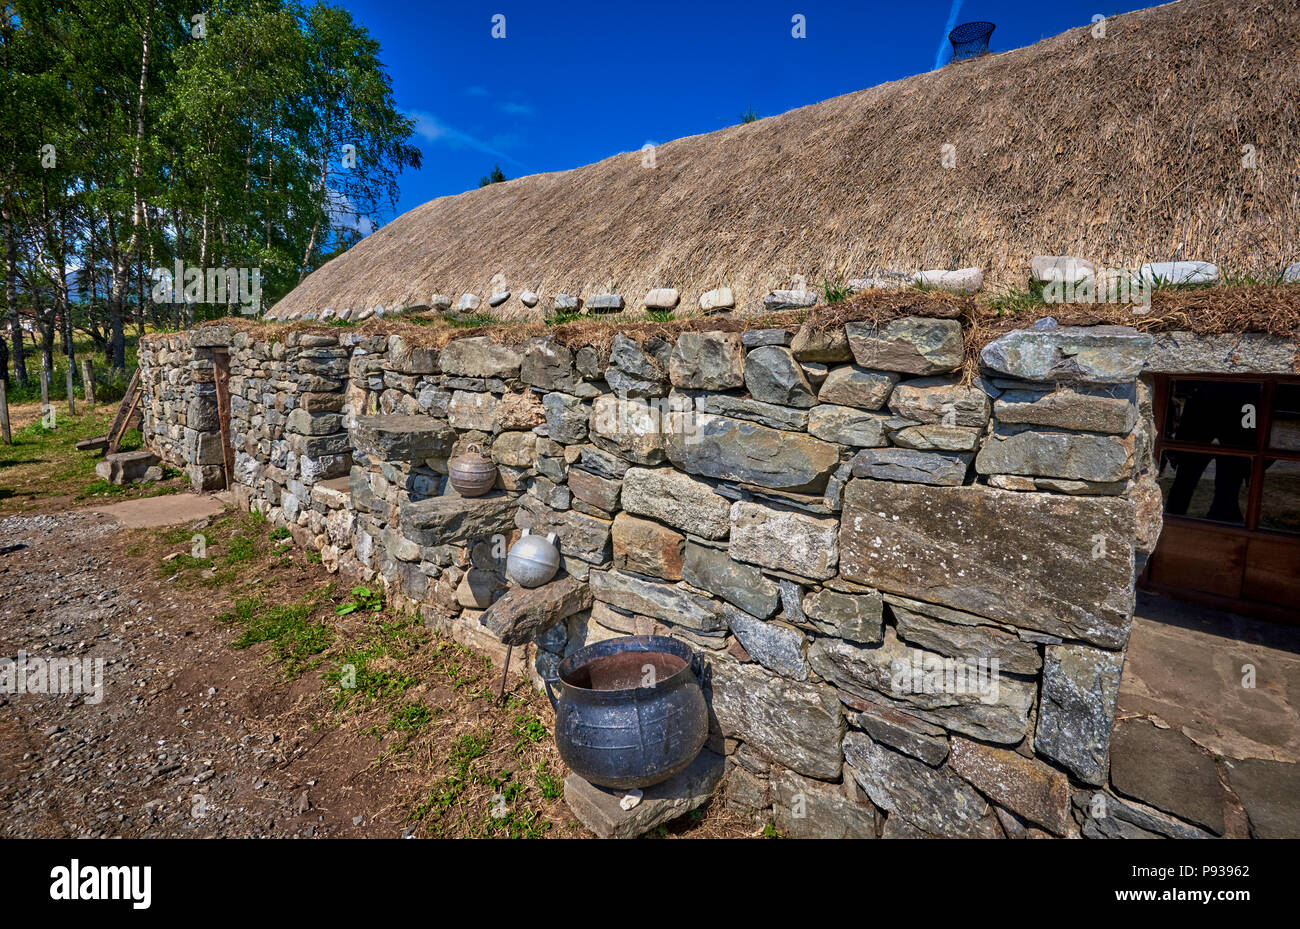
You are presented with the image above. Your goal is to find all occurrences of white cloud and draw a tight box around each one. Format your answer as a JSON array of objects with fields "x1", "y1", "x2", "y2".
[{"x1": 408, "y1": 111, "x2": 523, "y2": 167}]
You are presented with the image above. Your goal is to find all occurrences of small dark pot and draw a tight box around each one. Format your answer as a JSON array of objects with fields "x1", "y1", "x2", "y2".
[{"x1": 545, "y1": 636, "x2": 708, "y2": 790}]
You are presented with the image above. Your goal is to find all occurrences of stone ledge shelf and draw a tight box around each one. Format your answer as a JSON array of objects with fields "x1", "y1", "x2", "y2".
[
  {"x1": 398, "y1": 492, "x2": 517, "y2": 546},
  {"x1": 352, "y1": 414, "x2": 455, "y2": 461}
]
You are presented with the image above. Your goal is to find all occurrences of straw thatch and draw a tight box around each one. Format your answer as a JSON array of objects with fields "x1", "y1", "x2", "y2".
[{"x1": 272, "y1": 0, "x2": 1300, "y2": 319}]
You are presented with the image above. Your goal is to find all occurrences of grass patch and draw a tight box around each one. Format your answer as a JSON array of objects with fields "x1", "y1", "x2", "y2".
[{"x1": 221, "y1": 585, "x2": 335, "y2": 677}]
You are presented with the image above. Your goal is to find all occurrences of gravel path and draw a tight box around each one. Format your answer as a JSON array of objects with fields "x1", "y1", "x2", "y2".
[{"x1": 0, "y1": 510, "x2": 376, "y2": 838}]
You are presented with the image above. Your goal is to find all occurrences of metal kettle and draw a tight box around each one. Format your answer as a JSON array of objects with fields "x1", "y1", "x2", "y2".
[{"x1": 448, "y1": 443, "x2": 497, "y2": 497}]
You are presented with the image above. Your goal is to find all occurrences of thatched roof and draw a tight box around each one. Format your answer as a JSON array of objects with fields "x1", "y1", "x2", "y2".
[{"x1": 272, "y1": 0, "x2": 1300, "y2": 319}]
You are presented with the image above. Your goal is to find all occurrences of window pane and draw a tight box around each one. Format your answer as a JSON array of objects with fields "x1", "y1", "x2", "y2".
[
  {"x1": 1158, "y1": 450, "x2": 1250, "y2": 526},
  {"x1": 1259, "y1": 458, "x2": 1300, "y2": 535},
  {"x1": 1164, "y1": 380, "x2": 1262, "y2": 450},
  {"x1": 1268, "y1": 384, "x2": 1300, "y2": 452}
]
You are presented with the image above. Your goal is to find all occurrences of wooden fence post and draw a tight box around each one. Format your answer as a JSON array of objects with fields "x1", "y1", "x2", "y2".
[
  {"x1": 81, "y1": 359, "x2": 96, "y2": 407},
  {"x1": 66, "y1": 366, "x2": 77, "y2": 414}
]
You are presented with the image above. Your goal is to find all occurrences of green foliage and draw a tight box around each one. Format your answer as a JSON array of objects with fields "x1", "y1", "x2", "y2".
[
  {"x1": 821, "y1": 277, "x2": 853, "y2": 304},
  {"x1": 478, "y1": 163, "x2": 507, "y2": 187},
  {"x1": 510, "y1": 713, "x2": 548, "y2": 753},
  {"x1": 739, "y1": 106, "x2": 760, "y2": 124},
  {"x1": 336, "y1": 584, "x2": 384, "y2": 615},
  {"x1": 221, "y1": 589, "x2": 334, "y2": 677}
]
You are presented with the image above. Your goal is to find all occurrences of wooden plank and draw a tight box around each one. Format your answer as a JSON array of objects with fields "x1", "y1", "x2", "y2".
[
  {"x1": 1243, "y1": 535, "x2": 1300, "y2": 615},
  {"x1": 103, "y1": 369, "x2": 141, "y2": 455},
  {"x1": 1147, "y1": 520, "x2": 1247, "y2": 599},
  {"x1": 65, "y1": 366, "x2": 76, "y2": 414}
]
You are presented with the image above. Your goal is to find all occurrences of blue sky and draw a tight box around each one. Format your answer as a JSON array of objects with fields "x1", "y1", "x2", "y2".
[{"x1": 344, "y1": 0, "x2": 1155, "y2": 222}]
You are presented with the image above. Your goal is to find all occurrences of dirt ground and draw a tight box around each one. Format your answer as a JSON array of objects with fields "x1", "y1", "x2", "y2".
[{"x1": 0, "y1": 499, "x2": 755, "y2": 839}]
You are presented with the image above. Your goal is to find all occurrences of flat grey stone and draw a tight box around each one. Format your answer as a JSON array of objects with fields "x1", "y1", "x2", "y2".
[
  {"x1": 668, "y1": 331, "x2": 744, "y2": 390},
  {"x1": 586, "y1": 293, "x2": 625, "y2": 313},
  {"x1": 438, "y1": 337, "x2": 522, "y2": 378},
  {"x1": 840, "y1": 480, "x2": 1136, "y2": 648},
  {"x1": 1109, "y1": 717, "x2": 1225, "y2": 835},
  {"x1": 994, "y1": 383, "x2": 1137, "y2": 434},
  {"x1": 1224, "y1": 757, "x2": 1300, "y2": 839},
  {"x1": 707, "y1": 659, "x2": 845, "y2": 780},
  {"x1": 843, "y1": 731, "x2": 1000, "y2": 837},
  {"x1": 975, "y1": 426, "x2": 1133, "y2": 482},
  {"x1": 807, "y1": 405, "x2": 891, "y2": 446},
  {"x1": 690, "y1": 392, "x2": 809, "y2": 431},
  {"x1": 480, "y1": 576, "x2": 592, "y2": 646},
  {"x1": 846, "y1": 701, "x2": 950, "y2": 766},
  {"x1": 1034, "y1": 643, "x2": 1125, "y2": 786},
  {"x1": 850, "y1": 448, "x2": 971, "y2": 485},
  {"x1": 846, "y1": 317, "x2": 964, "y2": 375},
  {"x1": 588, "y1": 569, "x2": 722, "y2": 632},
  {"x1": 564, "y1": 749, "x2": 723, "y2": 838},
  {"x1": 621, "y1": 467, "x2": 731, "y2": 539},
  {"x1": 730, "y1": 500, "x2": 839, "y2": 581},
  {"x1": 771, "y1": 768, "x2": 878, "y2": 838},
  {"x1": 353, "y1": 414, "x2": 455, "y2": 461},
  {"x1": 979, "y1": 325, "x2": 1152, "y2": 383},
  {"x1": 667, "y1": 413, "x2": 840, "y2": 493},
  {"x1": 399, "y1": 492, "x2": 517, "y2": 546},
  {"x1": 1139, "y1": 260, "x2": 1218, "y2": 285},
  {"x1": 682, "y1": 542, "x2": 780, "y2": 619},
  {"x1": 721, "y1": 603, "x2": 809, "y2": 680},
  {"x1": 817, "y1": 365, "x2": 898, "y2": 410},
  {"x1": 744, "y1": 346, "x2": 816, "y2": 408}
]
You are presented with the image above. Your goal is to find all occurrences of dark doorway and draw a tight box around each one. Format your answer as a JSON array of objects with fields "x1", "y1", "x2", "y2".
[{"x1": 212, "y1": 350, "x2": 236, "y2": 491}]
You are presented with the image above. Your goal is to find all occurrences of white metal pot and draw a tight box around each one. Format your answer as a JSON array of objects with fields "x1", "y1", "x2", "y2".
[{"x1": 507, "y1": 529, "x2": 560, "y2": 588}]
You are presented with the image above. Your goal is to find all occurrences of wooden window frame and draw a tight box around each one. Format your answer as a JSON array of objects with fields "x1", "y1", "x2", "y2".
[{"x1": 1152, "y1": 373, "x2": 1300, "y2": 540}]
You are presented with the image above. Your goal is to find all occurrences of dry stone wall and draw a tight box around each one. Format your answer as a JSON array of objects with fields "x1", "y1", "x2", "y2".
[{"x1": 138, "y1": 313, "x2": 1211, "y2": 838}]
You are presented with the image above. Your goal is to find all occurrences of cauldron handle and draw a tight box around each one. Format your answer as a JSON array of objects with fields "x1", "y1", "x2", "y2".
[
  {"x1": 690, "y1": 652, "x2": 707, "y2": 683},
  {"x1": 543, "y1": 674, "x2": 560, "y2": 711}
]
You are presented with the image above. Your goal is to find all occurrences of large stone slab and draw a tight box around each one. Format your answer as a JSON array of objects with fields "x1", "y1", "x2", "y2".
[
  {"x1": 1034, "y1": 643, "x2": 1125, "y2": 786},
  {"x1": 1224, "y1": 757, "x2": 1300, "y2": 839},
  {"x1": 979, "y1": 326, "x2": 1152, "y2": 383},
  {"x1": 520, "y1": 338, "x2": 581, "y2": 392},
  {"x1": 843, "y1": 731, "x2": 1000, "y2": 838},
  {"x1": 95, "y1": 450, "x2": 161, "y2": 484},
  {"x1": 588, "y1": 569, "x2": 722, "y2": 632},
  {"x1": 801, "y1": 588, "x2": 883, "y2": 644},
  {"x1": 666, "y1": 413, "x2": 840, "y2": 493},
  {"x1": 682, "y1": 542, "x2": 781, "y2": 619},
  {"x1": 887, "y1": 595, "x2": 1041, "y2": 674},
  {"x1": 1074, "y1": 789, "x2": 1214, "y2": 839},
  {"x1": 807, "y1": 405, "x2": 891, "y2": 446},
  {"x1": 707, "y1": 659, "x2": 845, "y2": 780},
  {"x1": 352, "y1": 415, "x2": 455, "y2": 461},
  {"x1": 479, "y1": 576, "x2": 593, "y2": 646},
  {"x1": 621, "y1": 467, "x2": 730, "y2": 539},
  {"x1": 771, "y1": 768, "x2": 878, "y2": 838},
  {"x1": 1109, "y1": 717, "x2": 1225, "y2": 835},
  {"x1": 690, "y1": 392, "x2": 809, "y2": 431},
  {"x1": 993, "y1": 384, "x2": 1137, "y2": 434},
  {"x1": 564, "y1": 749, "x2": 723, "y2": 838},
  {"x1": 949, "y1": 738, "x2": 1071, "y2": 835},
  {"x1": 845, "y1": 317, "x2": 964, "y2": 375},
  {"x1": 846, "y1": 701, "x2": 949, "y2": 766},
  {"x1": 1144, "y1": 331, "x2": 1300, "y2": 375},
  {"x1": 399, "y1": 492, "x2": 517, "y2": 546},
  {"x1": 447, "y1": 390, "x2": 500, "y2": 432},
  {"x1": 730, "y1": 500, "x2": 839, "y2": 580},
  {"x1": 808, "y1": 630, "x2": 1034, "y2": 744},
  {"x1": 850, "y1": 449, "x2": 971, "y2": 486},
  {"x1": 975, "y1": 426, "x2": 1133, "y2": 482},
  {"x1": 438, "y1": 337, "x2": 522, "y2": 378},
  {"x1": 840, "y1": 480, "x2": 1135, "y2": 648}
]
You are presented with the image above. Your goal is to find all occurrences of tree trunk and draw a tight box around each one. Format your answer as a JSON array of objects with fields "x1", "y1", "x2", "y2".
[{"x1": 2, "y1": 194, "x2": 25, "y2": 386}]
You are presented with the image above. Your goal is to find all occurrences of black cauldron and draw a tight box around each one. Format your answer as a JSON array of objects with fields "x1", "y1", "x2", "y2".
[{"x1": 545, "y1": 636, "x2": 708, "y2": 790}]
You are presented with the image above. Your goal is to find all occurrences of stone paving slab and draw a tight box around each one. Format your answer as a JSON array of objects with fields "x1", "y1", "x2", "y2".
[{"x1": 564, "y1": 749, "x2": 723, "y2": 838}]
